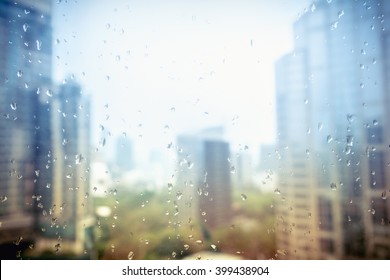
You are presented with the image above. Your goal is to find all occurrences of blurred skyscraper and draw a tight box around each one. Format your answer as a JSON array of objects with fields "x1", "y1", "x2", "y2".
[
  {"x1": 0, "y1": 0, "x2": 53, "y2": 257},
  {"x1": 176, "y1": 127, "x2": 232, "y2": 230},
  {"x1": 0, "y1": 0, "x2": 94, "y2": 258},
  {"x1": 275, "y1": 0, "x2": 390, "y2": 259},
  {"x1": 36, "y1": 80, "x2": 95, "y2": 256}
]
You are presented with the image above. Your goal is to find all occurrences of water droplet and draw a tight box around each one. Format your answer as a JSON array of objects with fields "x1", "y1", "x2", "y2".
[
  {"x1": 75, "y1": 154, "x2": 84, "y2": 164},
  {"x1": 10, "y1": 102, "x2": 17, "y2": 110},
  {"x1": 347, "y1": 216, "x2": 352, "y2": 222},
  {"x1": 46, "y1": 89, "x2": 53, "y2": 97},
  {"x1": 17, "y1": 70, "x2": 23, "y2": 77},
  {"x1": 381, "y1": 191, "x2": 387, "y2": 200},
  {"x1": 167, "y1": 183, "x2": 173, "y2": 192},
  {"x1": 22, "y1": 23, "x2": 29, "y2": 32},
  {"x1": 210, "y1": 244, "x2": 217, "y2": 251},
  {"x1": 330, "y1": 183, "x2": 337, "y2": 190},
  {"x1": 66, "y1": 173, "x2": 73, "y2": 179},
  {"x1": 106, "y1": 23, "x2": 111, "y2": 29},
  {"x1": 184, "y1": 244, "x2": 190, "y2": 250},
  {"x1": 240, "y1": 194, "x2": 247, "y2": 201},
  {"x1": 274, "y1": 188, "x2": 281, "y2": 195},
  {"x1": 327, "y1": 135, "x2": 333, "y2": 143},
  {"x1": 0, "y1": 196, "x2": 8, "y2": 203},
  {"x1": 100, "y1": 138, "x2": 106, "y2": 147},
  {"x1": 14, "y1": 236, "x2": 23, "y2": 245},
  {"x1": 373, "y1": 120, "x2": 379, "y2": 126},
  {"x1": 346, "y1": 135, "x2": 354, "y2": 146},
  {"x1": 115, "y1": 55, "x2": 121, "y2": 61},
  {"x1": 230, "y1": 166, "x2": 236, "y2": 174},
  {"x1": 171, "y1": 251, "x2": 177, "y2": 258},
  {"x1": 331, "y1": 21, "x2": 338, "y2": 30},
  {"x1": 277, "y1": 249, "x2": 287, "y2": 256},
  {"x1": 195, "y1": 240, "x2": 203, "y2": 245},
  {"x1": 338, "y1": 10, "x2": 345, "y2": 18},
  {"x1": 187, "y1": 161, "x2": 194, "y2": 169},
  {"x1": 36, "y1": 40, "x2": 42, "y2": 51},
  {"x1": 46, "y1": 183, "x2": 51, "y2": 189},
  {"x1": 311, "y1": 3, "x2": 316, "y2": 12},
  {"x1": 176, "y1": 191, "x2": 183, "y2": 200}
]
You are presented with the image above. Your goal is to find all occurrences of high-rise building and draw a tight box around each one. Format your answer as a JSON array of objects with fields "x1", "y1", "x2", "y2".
[
  {"x1": 0, "y1": 0, "x2": 53, "y2": 256},
  {"x1": 34, "y1": 80, "x2": 94, "y2": 255},
  {"x1": 275, "y1": 0, "x2": 390, "y2": 259},
  {"x1": 0, "y1": 0, "x2": 94, "y2": 258},
  {"x1": 176, "y1": 127, "x2": 232, "y2": 231}
]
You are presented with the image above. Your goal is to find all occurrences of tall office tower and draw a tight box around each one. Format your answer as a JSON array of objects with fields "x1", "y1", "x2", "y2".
[
  {"x1": 176, "y1": 127, "x2": 232, "y2": 231},
  {"x1": 35, "y1": 80, "x2": 95, "y2": 255},
  {"x1": 0, "y1": 0, "x2": 53, "y2": 256},
  {"x1": 275, "y1": 0, "x2": 390, "y2": 259}
]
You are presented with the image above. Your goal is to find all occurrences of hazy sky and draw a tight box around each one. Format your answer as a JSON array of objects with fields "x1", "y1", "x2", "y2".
[{"x1": 52, "y1": 0, "x2": 312, "y2": 157}]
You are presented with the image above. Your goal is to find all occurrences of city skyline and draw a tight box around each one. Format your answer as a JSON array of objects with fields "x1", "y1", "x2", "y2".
[
  {"x1": 1, "y1": 0, "x2": 389, "y2": 260},
  {"x1": 51, "y1": 0, "x2": 311, "y2": 156}
]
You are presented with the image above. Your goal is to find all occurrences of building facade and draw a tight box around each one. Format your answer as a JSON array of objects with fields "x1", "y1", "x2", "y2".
[
  {"x1": 275, "y1": 0, "x2": 390, "y2": 259},
  {"x1": 0, "y1": 0, "x2": 53, "y2": 256},
  {"x1": 176, "y1": 127, "x2": 232, "y2": 232},
  {"x1": 0, "y1": 0, "x2": 94, "y2": 258}
]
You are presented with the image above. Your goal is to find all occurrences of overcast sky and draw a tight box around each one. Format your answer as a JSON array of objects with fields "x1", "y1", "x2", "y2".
[{"x1": 52, "y1": 0, "x2": 312, "y2": 159}]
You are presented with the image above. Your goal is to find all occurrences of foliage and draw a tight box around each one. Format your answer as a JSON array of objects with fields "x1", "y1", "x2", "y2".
[{"x1": 94, "y1": 184, "x2": 276, "y2": 259}]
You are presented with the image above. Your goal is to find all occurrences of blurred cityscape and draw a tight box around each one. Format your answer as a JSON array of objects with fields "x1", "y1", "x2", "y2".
[{"x1": 0, "y1": 0, "x2": 389, "y2": 260}]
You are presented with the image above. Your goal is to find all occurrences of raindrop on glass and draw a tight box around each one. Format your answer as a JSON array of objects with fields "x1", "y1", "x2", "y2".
[
  {"x1": 330, "y1": 183, "x2": 337, "y2": 190},
  {"x1": 36, "y1": 40, "x2": 42, "y2": 51},
  {"x1": 230, "y1": 166, "x2": 236, "y2": 174},
  {"x1": 17, "y1": 70, "x2": 23, "y2": 77},
  {"x1": 381, "y1": 191, "x2": 387, "y2": 200},
  {"x1": 10, "y1": 102, "x2": 17, "y2": 110},
  {"x1": 240, "y1": 194, "x2": 247, "y2": 201},
  {"x1": 14, "y1": 236, "x2": 23, "y2": 245}
]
